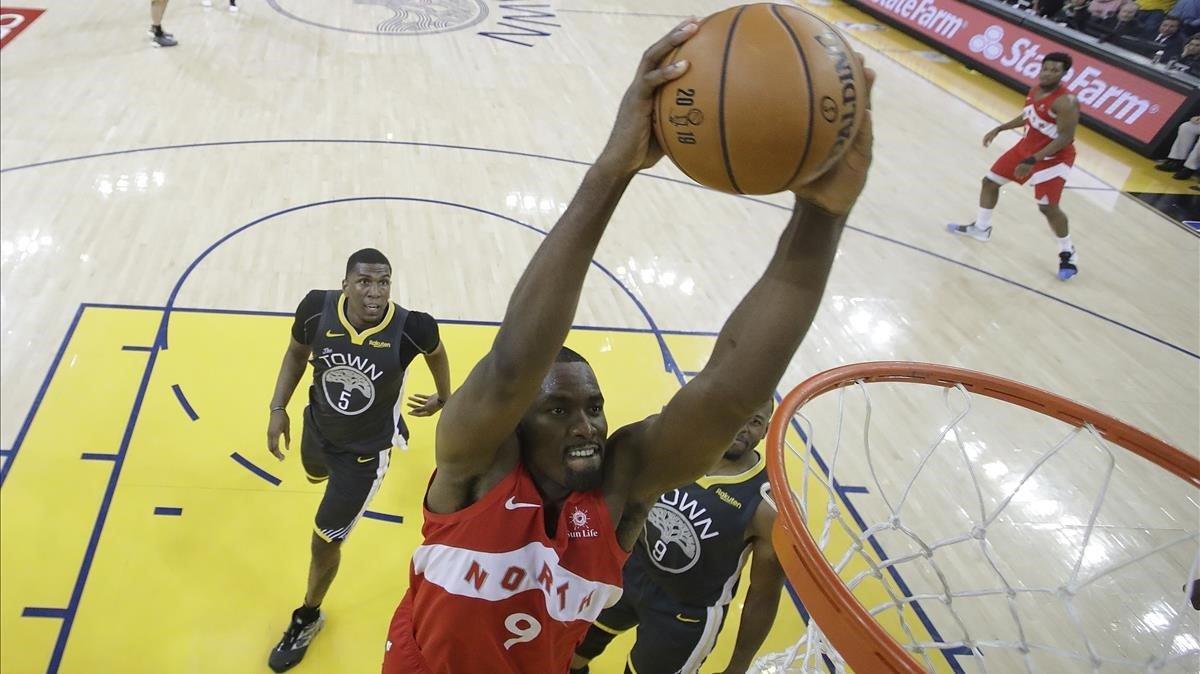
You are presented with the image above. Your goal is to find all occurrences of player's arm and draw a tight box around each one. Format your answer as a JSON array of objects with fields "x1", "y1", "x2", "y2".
[
  {"x1": 427, "y1": 21, "x2": 701, "y2": 509},
  {"x1": 267, "y1": 292, "x2": 319, "y2": 460},
  {"x1": 1030, "y1": 95, "x2": 1079, "y2": 161},
  {"x1": 622, "y1": 63, "x2": 873, "y2": 501},
  {"x1": 407, "y1": 317, "x2": 453, "y2": 417},
  {"x1": 983, "y1": 113, "x2": 1025, "y2": 146},
  {"x1": 720, "y1": 501, "x2": 785, "y2": 674}
]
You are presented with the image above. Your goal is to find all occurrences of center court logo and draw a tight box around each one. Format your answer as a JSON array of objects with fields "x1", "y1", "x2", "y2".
[{"x1": 267, "y1": 0, "x2": 488, "y2": 36}]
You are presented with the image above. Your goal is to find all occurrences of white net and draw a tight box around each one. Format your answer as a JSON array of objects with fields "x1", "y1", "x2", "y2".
[{"x1": 756, "y1": 376, "x2": 1200, "y2": 674}]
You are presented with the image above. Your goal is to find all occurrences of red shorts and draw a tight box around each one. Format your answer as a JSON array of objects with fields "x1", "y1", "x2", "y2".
[{"x1": 987, "y1": 142, "x2": 1075, "y2": 206}]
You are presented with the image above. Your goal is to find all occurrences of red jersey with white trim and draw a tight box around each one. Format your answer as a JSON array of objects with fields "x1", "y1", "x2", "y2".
[
  {"x1": 1020, "y1": 85, "x2": 1073, "y2": 154},
  {"x1": 383, "y1": 462, "x2": 629, "y2": 674}
]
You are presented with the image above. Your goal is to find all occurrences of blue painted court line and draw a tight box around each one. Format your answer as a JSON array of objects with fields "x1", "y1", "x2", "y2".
[
  {"x1": 47, "y1": 332, "x2": 164, "y2": 673},
  {"x1": 153, "y1": 507, "x2": 183, "y2": 516},
  {"x1": 121, "y1": 345, "x2": 153, "y2": 352},
  {"x1": 80, "y1": 453, "x2": 118, "y2": 462},
  {"x1": 23, "y1": 607, "x2": 67, "y2": 619},
  {"x1": 0, "y1": 448, "x2": 11, "y2": 456},
  {"x1": 0, "y1": 304, "x2": 86, "y2": 489},
  {"x1": 230, "y1": 452, "x2": 282, "y2": 486},
  {"x1": 363, "y1": 510, "x2": 404, "y2": 524},
  {"x1": 171, "y1": 384, "x2": 199, "y2": 421},
  {"x1": 837, "y1": 484, "x2": 869, "y2": 494}
]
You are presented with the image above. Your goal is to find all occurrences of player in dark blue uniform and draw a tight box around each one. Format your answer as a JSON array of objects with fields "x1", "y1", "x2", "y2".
[
  {"x1": 264, "y1": 248, "x2": 453, "y2": 672},
  {"x1": 571, "y1": 399, "x2": 784, "y2": 674}
]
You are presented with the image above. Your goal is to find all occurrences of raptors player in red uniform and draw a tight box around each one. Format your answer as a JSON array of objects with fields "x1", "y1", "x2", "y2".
[
  {"x1": 948, "y1": 52, "x2": 1081, "y2": 280},
  {"x1": 380, "y1": 19, "x2": 877, "y2": 674}
]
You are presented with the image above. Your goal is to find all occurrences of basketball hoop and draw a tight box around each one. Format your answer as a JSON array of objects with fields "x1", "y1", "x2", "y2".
[{"x1": 763, "y1": 362, "x2": 1200, "y2": 673}]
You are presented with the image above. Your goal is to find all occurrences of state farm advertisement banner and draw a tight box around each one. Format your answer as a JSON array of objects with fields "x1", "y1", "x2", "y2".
[{"x1": 851, "y1": 0, "x2": 1188, "y2": 143}]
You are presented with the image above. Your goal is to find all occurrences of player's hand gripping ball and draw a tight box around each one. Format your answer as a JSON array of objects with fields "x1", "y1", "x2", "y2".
[{"x1": 652, "y1": 3, "x2": 868, "y2": 195}]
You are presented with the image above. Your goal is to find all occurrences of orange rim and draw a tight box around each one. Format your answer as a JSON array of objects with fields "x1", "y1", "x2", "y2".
[{"x1": 766, "y1": 361, "x2": 1199, "y2": 673}]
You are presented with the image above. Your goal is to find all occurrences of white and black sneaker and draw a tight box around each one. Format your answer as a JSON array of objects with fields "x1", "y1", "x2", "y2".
[
  {"x1": 229, "y1": 0, "x2": 239, "y2": 12},
  {"x1": 269, "y1": 607, "x2": 324, "y2": 672},
  {"x1": 148, "y1": 28, "x2": 177, "y2": 47},
  {"x1": 1057, "y1": 248, "x2": 1078, "y2": 281},
  {"x1": 946, "y1": 222, "x2": 991, "y2": 242}
]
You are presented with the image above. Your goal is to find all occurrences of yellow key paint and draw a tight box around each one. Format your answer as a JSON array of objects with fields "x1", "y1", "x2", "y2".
[{"x1": 2, "y1": 307, "x2": 963, "y2": 673}]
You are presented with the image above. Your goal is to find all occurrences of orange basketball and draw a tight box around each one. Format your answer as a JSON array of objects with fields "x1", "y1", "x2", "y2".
[{"x1": 653, "y1": 3, "x2": 867, "y2": 195}]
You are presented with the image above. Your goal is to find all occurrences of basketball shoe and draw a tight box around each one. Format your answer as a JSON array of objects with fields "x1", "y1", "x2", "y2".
[
  {"x1": 1057, "y1": 248, "x2": 1078, "y2": 281},
  {"x1": 269, "y1": 606, "x2": 324, "y2": 672},
  {"x1": 148, "y1": 28, "x2": 177, "y2": 47},
  {"x1": 946, "y1": 222, "x2": 991, "y2": 241}
]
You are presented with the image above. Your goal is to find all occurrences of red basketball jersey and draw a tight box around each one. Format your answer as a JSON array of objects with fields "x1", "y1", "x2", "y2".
[
  {"x1": 383, "y1": 462, "x2": 629, "y2": 674},
  {"x1": 1021, "y1": 86, "x2": 1072, "y2": 152}
]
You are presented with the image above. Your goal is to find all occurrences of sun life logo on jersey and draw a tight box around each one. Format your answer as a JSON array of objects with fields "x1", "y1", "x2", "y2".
[
  {"x1": 568, "y1": 507, "x2": 598, "y2": 539},
  {"x1": 969, "y1": 25, "x2": 1005, "y2": 60}
]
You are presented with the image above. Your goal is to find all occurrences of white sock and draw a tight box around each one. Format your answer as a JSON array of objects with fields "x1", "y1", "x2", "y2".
[
  {"x1": 976, "y1": 208, "x2": 993, "y2": 231},
  {"x1": 1056, "y1": 235, "x2": 1073, "y2": 254}
]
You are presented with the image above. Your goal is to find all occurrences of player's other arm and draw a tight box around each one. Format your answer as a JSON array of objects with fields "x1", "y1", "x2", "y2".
[
  {"x1": 428, "y1": 21, "x2": 701, "y2": 505},
  {"x1": 720, "y1": 501, "x2": 785, "y2": 674},
  {"x1": 267, "y1": 293, "x2": 318, "y2": 460},
  {"x1": 983, "y1": 112, "x2": 1026, "y2": 146},
  {"x1": 624, "y1": 62, "x2": 873, "y2": 500},
  {"x1": 1030, "y1": 95, "x2": 1079, "y2": 161}
]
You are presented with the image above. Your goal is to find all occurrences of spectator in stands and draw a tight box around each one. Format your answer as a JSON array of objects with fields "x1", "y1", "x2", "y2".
[
  {"x1": 1088, "y1": 0, "x2": 1126, "y2": 17},
  {"x1": 1171, "y1": 33, "x2": 1200, "y2": 72},
  {"x1": 1143, "y1": 15, "x2": 1189, "y2": 57},
  {"x1": 1096, "y1": 2, "x2": 1148, "y2": 39},
  {"x1": 1133, "y1": 0, "x2": 1178, "y2": 26},
  {"x1": 1056, "y1": 0, "x2": 1094, "y2": 31},
  {"x1": 1155, "y1": 115, "x2": 1200, "y2": 179},
  {"x1": 1036, "y1": 0, "x2": 1068, "y2": 20},
  {"x1": 1171, "y1": 0, "x2": 1200, "y2": 33}
]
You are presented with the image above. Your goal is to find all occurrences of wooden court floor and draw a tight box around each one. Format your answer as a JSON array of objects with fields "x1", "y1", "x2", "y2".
[{"x1": 1, "y1": 1, "x2": 1197, "y2": 672}]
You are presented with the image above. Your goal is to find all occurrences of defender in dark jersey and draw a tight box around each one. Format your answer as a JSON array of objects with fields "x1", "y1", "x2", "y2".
[
  {"x1": 265, "y1": 248, "x2": 452, "y2": 672},
  {"x1": 571, "y1": 400, "x2": 784, "y2": 674}
]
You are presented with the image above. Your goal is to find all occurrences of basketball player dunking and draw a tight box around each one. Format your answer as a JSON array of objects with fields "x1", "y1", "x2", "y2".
[
  {"x1": 947, "y1": 53, "x2": 1081, "y2": 281},
  {"x1": 265, "y1": 248, "x2": 452, "y2": 672},
  {"x1": 381, "y1": 20, "x2": 876, "y2": 674},
  {"x1": 571, "y1": 400, "x2": 784, "y2": 674}
]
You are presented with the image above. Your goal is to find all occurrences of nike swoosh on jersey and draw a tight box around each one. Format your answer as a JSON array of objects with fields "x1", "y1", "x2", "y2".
[
  {"x1": 504, "y1": 496, "x2": 540, "y2": 510},
  {"x1": 326, "y1": 330, "x2": 346, "y2": 337},
  {"x1": 356, "y1": 455, "x2": 376, "y2": 463},
  {"x1": 675, "y1": 614, "x2": 701, "y2": 623}
]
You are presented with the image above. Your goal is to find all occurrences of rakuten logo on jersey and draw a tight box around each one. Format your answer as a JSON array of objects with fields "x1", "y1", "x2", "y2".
[
  {"x1": 865, "y1": 0, "x2": 966, "y2": 38},
  {"x1": 967, "y1": 25, "x2": 1155, "y2": 125}
]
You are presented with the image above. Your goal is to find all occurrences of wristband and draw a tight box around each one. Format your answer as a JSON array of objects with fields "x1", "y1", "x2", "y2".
[{"x1": 270, "y1": 406, "x2": 287, "y2": 413}]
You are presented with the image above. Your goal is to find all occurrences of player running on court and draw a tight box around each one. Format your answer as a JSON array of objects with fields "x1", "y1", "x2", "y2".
[
  {"x1": 948, "y1": 52, "x2": 1081, "y2": 281},
  {"x1": 266, "y1": 248, "x2": 452, "y2": 672}
]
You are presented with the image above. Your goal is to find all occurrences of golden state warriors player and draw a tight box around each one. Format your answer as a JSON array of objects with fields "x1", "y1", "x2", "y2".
[
  {"x1": 265, "y1": 248, "x2": 453, "y2": 672},
  {"x1": 570, "y1": 400, "x2": 784, "y2": 674}
]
